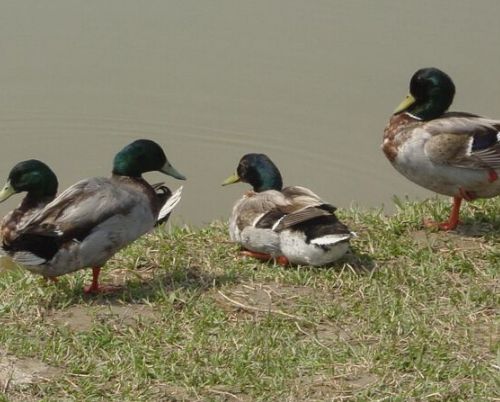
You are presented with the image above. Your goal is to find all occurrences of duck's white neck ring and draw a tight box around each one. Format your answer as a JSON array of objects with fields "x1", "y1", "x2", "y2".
[{"x1": 404, "y1": 112, "x2": 423, "y2": 121}]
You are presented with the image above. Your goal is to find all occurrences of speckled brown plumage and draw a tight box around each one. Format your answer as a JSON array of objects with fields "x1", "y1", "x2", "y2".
[
  {"x1": 382, "y1": 113, "x2": 420, "y2": 162},
  {"x1": 1, "y1": 195, "x2": 55, "y2": 246}
]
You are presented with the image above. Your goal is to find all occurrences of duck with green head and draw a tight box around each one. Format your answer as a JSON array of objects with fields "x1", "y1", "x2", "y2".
[
  {"x1": 223, "y1": 153, "x2": 353, "y2": 266},
  {"x1": 0, "y1": 139, "x2": 185, "y2": 293},
  {"x1": 0, "y1": 160, "x2": 58, "y2": 246},
  {"x1": 383, "y1": 67, "x2": 500, "y2": 230}
]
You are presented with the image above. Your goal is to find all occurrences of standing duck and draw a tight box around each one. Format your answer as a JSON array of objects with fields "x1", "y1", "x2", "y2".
[
  {"x1": 383, "y1": 67, "x2": 500, "y2": 230},
  {"x1": 0, "y1": 139, "x2": 185, "y2": 293},
  {"x1": 222, "y1": 153, "x2": 353, "y2": 266}
]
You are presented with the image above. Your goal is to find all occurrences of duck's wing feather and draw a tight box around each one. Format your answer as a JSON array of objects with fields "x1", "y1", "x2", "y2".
[
  {"x1": 271, "y1": 205, "x2": 336, "y2": 232},
  {"x1": 423, "y1": 113, "x2": 500, "y2": 169},
  {"x1": 281, "y1": 186, "x2": 332, "y2": 210},
  {"x1": 233, "y1": 190, "x2": 291, "y2": 231},
  {"x1": 234, "y1": 186, "x2": 341, "y2": 233},
  {"x1": 253, "y1": 186, "x2": 337, "y2": 232},
  {"x1": 17, "y1": 177, "x2": 138, "y2": 241}
]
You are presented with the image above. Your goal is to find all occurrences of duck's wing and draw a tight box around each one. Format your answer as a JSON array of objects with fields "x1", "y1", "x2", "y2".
[
  {"x1": 20, "y1": 178, "x2": 136, "y2": 237},
  {"x1": 281, "y1": 186, "x2": 328, "y2": 209},
  {"x1": 423, "y1": 113, "x2": 500, "y2": 169},
  {"x1": 232, "y1": 190, "x2": 291, "y2": 231},
  {"x1": 9, "y1": 178, "x2": 139, "y2": 262},
  {"x1": 259, "y1": 186, "x2": 337, "y2": 232}
]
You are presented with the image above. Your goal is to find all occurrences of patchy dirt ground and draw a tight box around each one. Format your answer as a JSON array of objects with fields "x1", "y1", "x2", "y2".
[
  {"x1": 48, "y1": 302, "x2": 159, "y2": 332},
  {"x1": 212, "y1": 284, "x2": 381, "y2": 401},
  {"x1": 0, "y1": 348, "x2": 62, "y2": 397},
  {"x1": 410, "y1": 229, "x2": 493, "y2": 251}
]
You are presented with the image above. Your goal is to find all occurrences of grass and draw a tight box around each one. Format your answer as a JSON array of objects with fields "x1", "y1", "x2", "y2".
[{"x1": 0, "y1": 197, "x2": 498, "y2": 401}]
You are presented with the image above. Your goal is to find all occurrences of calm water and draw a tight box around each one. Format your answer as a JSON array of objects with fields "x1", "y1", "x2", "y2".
[{"x1": 1, "y1": 0, "x2": 500, "y2": 228}]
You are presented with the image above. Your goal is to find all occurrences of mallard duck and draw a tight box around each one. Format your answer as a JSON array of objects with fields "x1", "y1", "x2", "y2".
[
  {"x1": 0, "y1": 139, "x2": 185, "y2": 293},
  {"x1": 0, "y1": 160, "x2": 58, "y2": 247},
  {"x1": 222, "y1": 153, "x2": 353, "y2": 266},
  {"x1": 0, "y1": 164, "x2": 182, "y2": 242},
  {"x1": 383, "y1": 67, "x2": 500, "y2": 230}
]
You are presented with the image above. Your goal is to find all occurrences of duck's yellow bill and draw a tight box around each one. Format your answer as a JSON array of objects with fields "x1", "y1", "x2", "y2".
[
  {"x1": 222, "y1": 173, "x2": 240, "y2": 186},
  {"x1": 394, "y1": 94, "x2": 416, "y2": 114},
  {"x1": 0, "y1": 181, "x2": 15, "y2": 203}
]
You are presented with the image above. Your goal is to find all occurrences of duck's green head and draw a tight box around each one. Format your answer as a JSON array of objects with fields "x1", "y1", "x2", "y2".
[
  {"x1": 222, "y1": 153, "x2": 283, "y2": 192},
  {"x1": 113, "y1": 139, "x2": 186, "y2": 180},
  {"x1": 0, "y1": 159, "x2": 58, "y2": 203},
  {"x1": 394, "y1": 67, "x2": 455, "y2": 120}
]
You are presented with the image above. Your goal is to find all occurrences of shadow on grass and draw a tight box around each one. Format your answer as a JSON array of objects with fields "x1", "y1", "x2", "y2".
[
  {"x1": 21, "y1": 264, "x2": 240, "y2": 312},
  {"x1": 74, "y1": 265, "x2": 240, "y2": 306},
  {"x1": 37, "y1": 242, "x2": 374, "y2": 310},
  {"x1": 71, "y1": 252, "x2": 376, "y2": 307},
  {"x1": 257, "y1": 249, "x2": 376, "y2": 275},
  {"x1": 454, "y1": 215, "x2": 500, "y2": 238},
  {"x1": 341, "y1": 250, "x2": 376, "y2": 273}
]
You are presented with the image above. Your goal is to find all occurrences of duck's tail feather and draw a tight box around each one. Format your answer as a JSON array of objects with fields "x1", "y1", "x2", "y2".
[{"x1": 157, "y1": 186, "x2": 183, "y2": 225}]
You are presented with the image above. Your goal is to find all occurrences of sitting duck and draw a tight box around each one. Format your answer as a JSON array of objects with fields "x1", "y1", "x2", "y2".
[
  {"x1": 383, "y1": 67, "x2": 500, "y2": 230},
  {"x1": 0, "y1": 139, "x2": 185, "y2": 293},
  {"x1": 222, "y1": 153, "x2": 353, "y2": 266}
]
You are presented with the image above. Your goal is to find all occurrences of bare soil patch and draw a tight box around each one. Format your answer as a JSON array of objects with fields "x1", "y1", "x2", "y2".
[
  {"x1": 410, "y1": 229, "x2": 489, "y2": 251},
  {"x1": 48, "y1": 303, "x2": 158, "y2": 332},
  {"x1": 0, "y1": 348, "x2": 62, "y2": 393}
]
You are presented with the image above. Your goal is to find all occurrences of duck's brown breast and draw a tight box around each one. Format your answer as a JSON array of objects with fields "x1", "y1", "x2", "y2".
[{"x1": 382, "y1": 113, "x2": 420, "y2": 162}]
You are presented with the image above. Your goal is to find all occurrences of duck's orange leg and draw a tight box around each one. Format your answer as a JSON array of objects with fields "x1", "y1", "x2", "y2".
[
  {"x1": 239, "y1": 250, "x2": 273, "y2": 261},
  {"x1": 438, "y1": 196, "x2": 462, "y2": 231},
  {"x1": 84, "y1": 267, "x2": 121, "y2": 294},
  {"x1": 424, "y1": 196, "x2": 462, "y2": 231},
  {"x1": 239, "y1": 250, "x2": 289, "y2": 266}
]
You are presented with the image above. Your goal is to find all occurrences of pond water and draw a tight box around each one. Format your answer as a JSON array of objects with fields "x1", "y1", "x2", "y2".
[{"x1": 1, "y1": 0, "x2": 500, "y2": 230}]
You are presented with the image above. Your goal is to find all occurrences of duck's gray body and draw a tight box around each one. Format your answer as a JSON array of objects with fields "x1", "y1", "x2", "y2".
[{"x1": 4, "y1": 176, "x2": 163, "y2": 277}]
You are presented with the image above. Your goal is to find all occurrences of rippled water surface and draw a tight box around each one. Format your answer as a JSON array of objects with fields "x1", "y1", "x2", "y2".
[{"x1": 1, "y1": 0, "x2": 500, "y2": 230}]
